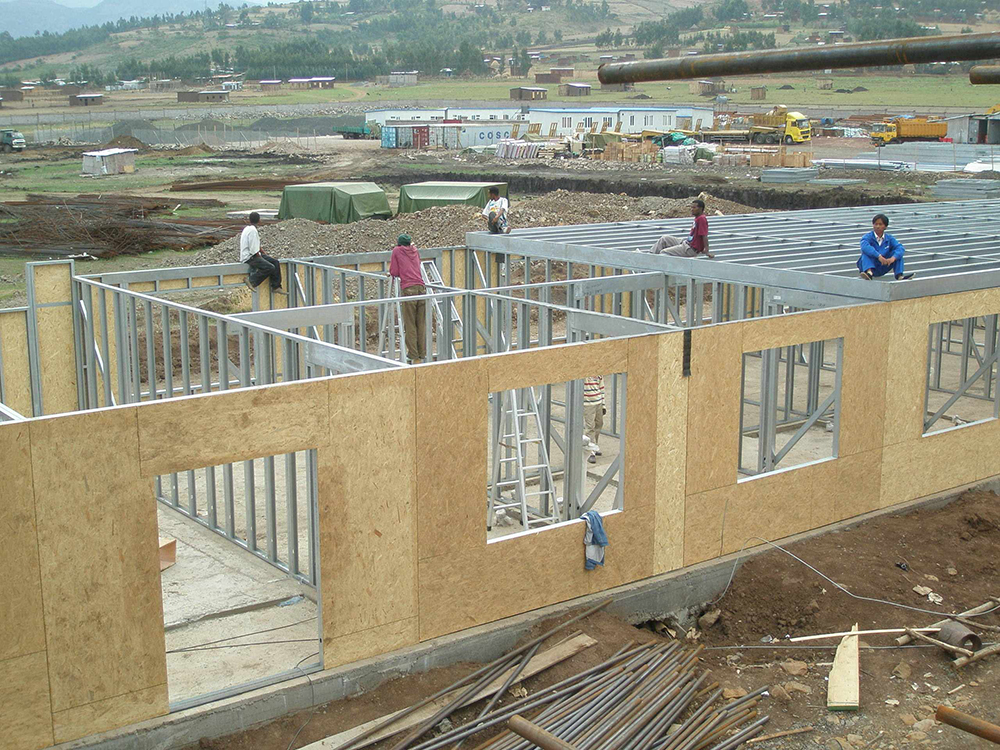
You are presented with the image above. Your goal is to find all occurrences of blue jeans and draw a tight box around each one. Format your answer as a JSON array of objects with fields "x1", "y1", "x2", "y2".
[{"x1": 858, "y1": 253, "x2": 904, "y2": 277}]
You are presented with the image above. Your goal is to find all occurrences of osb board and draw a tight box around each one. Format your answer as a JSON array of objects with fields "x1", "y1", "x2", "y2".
[
  {"x1": 0, "y1": 422, "x2": 46, "y2": 662},
  {"x1": 418, "y1": 505, "x2": 655, "y2": 641},
  {"x1": 127, "y1": 282, "x2": 156, "y2": 293},
  {"x1": 0, "y1": 651, "x2": 54, "y2": 750},
  {"x1": 157, "y1": 279, "x2": 190, "y2": 291},
  {"x1": 30, "y1": 407, "x2": 167, "y2": 714},
  {"x1": 880, "y1": 420, "x2": 999, "y2": 508},
  {"x1": 485, "y1": 337, "x2": 629, "y2": 394},
  {"x1": 320, "y1": 369, "x2": 418, "y2": 642},
  {"x1": 838, "y1": 306, "x2": 889, "y2": 457},
  {"x1": 0, "y1": 309, "x2": 32, "y2": 416},
  {"x1": 683, "y1": 450, "x2": 881, "y2": 565},
  {"x1": 324, "y1": 618, "x2": 419, "y2": 671},
  {"x1": 51, "y1": 684, "x2": 168, "y2": 745},
  {"x1": 883, "y1": 299, "x2": 931, "y2": 448},
  {"x1": 718, "y1": 451, "x2": 881, "y2": 555},
  {"x1": 740, "y1": 306, "x2": 850, "y2": 353},
  {"x1": 623, "y1": 335, "x2": 659, "y2": 511},
  {"x1": 36, "y1": 306, "x2": 78, "y2": 415},
  {"x1": 653, "y1": 332, "x2": 688, "y2": 574},
  {"x1": 137, "y1": 378, "x2": 330, "y2": 476},
  {"x1": 929, "y1": 287, "x2": 1000, "y2": 323},
  {"x1": 686, "y1": 323, "x2": 743, "y2": 496},
  {"x1": 31, "y1": 262, "x2": 71, "y2": 305},
  {"x1": 415, "y1": 358, "x2": 487, "y2": 559},
  {"x1": 440, "y1": 248, "x2": 466, "y2": 289},
  {"x1": 222, "y1": 274, "x2": 247, "y2": 286}
]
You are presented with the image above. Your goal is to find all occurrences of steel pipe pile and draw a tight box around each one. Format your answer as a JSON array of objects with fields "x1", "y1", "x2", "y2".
[
  {"x1": 356, "y1": 637, "x2": 769, "y2": 750},
  {"x1": 970, "y1": 65, "x2": 1000, "y2": 84},
  {"x1": 598, "y1": 31, "x2": 1000, "y2": 83}
]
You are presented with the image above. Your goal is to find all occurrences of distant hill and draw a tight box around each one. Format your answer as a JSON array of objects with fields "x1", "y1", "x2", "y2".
[{"x1": 0, "y1": 0, "x2": 262, "y2": 37}]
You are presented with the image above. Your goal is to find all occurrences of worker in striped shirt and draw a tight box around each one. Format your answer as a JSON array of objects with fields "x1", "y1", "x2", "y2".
[{"x1": 583, "y1": 375, "x2": 606, "y2": 464}]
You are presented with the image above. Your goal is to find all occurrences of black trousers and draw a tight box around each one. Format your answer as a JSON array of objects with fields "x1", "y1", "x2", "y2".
[{"x1": 246, "y1": 252, "x2": 282, "y2": 289}]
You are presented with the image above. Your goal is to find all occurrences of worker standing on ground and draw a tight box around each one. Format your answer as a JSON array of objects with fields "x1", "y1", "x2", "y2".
[
  {"x1": 583, "y1": 375, "x2": 606, "y2": 465},
  {"x1": 647, "y1": 199, "x2": 714, "y2": 258},
  {"x1": 389, "y1": 234, "x2": 427, "y2": 364},
  {"x1": 858, "y1": 213, "x2": 914, "y2": 281},
  {"x1": 483, "y1": 186, "x2": 511, "y2": 234},
  {"x1": 240, "y1": 212, "x2": 287, "y2": 294}
]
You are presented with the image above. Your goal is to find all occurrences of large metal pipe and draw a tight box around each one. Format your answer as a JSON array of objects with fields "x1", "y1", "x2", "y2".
[
  {"x1": 935, "y1": 705, "x2": 1000, "y2": 745},
  {"x1": 971, "y1": 65, "x2": 1000, "y2": 84},
  {"x1": 599, "y1": 31, "x2": 1000, "y2": 83},
  {"x1": 508, "y1": 715, "x2": 580, "y2": 750}
]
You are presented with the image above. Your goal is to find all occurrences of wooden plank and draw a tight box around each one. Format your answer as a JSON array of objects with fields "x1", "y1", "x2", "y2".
[
  {"x1": 136, "y1": 377, "x2": 331, "y2": 475},
  {"x1": 0, "y1": 422, "x2": 46, "y2": 662},
  {"x1": 827, "y1": 624, "x2": 859, "y2": 711},
  {"x1": 321, "y1": 368, "x2": 418, "y2": 648},
  {"x1": 307, "y1": 633, "x2": 598, "y2": 750},
  {"x1": 30, "y1": 407, "x2": 168, "y2": 716},
  {"x1": 794, "y1": 627, "x2": 939, "y2": 642},
  {"x1": 159, "y1": 537, "x2": 177, "y2": 572},
  {"x1": 0, "y1": 651, "x2": 54, "y2": 750}
]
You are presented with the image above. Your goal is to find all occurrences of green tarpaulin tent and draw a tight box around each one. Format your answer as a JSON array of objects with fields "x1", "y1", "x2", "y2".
[
  {"x1": 397, "y1": 181, "x2": 508, "y2": 214},
  {"x1": 278, "y1": 182, "x2": 392, "y2": 224}
]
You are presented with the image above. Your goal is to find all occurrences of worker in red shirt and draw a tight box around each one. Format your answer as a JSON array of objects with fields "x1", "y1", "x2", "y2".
[
  {"x1": 389, "y1": 234, "x2": 426, "y2": 364},
  {"x1": 647, "y1": 199, "x2": 714, "y2": 258}
]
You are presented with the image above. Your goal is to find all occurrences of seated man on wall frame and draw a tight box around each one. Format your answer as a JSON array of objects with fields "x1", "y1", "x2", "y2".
[{"x1": 858, "y1": 213, "x2": 914, "y2": 281}]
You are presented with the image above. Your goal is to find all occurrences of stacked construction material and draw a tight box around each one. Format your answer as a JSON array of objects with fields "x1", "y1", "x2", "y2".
[
  {"x1": 0, "y1": 193, "x2": 240, "y2": 257},
  {"x1": 931, "y1": 179, "x2": 1000, "y2": 199},
  {"x1": 495, "y1": 140, "x2": 543, "y2": 159},
  {"x1": 808, "y1": 178, "x2": 867, "y2": 186},
  {"x1": 760, "y1": 168, "x2": 820, "y2": 184}
]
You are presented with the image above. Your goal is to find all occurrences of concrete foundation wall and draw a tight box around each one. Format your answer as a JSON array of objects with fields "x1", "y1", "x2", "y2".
[{"x1": 4, "y1": 259, "x2": 1000, "y2": 749}]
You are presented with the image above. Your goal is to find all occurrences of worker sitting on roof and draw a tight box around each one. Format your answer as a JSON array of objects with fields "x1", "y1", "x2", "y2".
[
  {"x1": 647, "y1": 199, "x2": 714, "y2": 258},
  {"x1": 858, "y1": 213, "x2": 914, "y2": 281}
]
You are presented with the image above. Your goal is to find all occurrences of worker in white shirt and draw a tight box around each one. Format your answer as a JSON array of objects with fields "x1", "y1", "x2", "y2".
[
  {"x1": 583, "y1": 375, "x2": 606, "y2": 464},
  {"x1": 240, "y1": 212, "x2": 286, "y2": 294},
  {"x1": 482, "y1": 186, "x2": 511, "y2": 234}
]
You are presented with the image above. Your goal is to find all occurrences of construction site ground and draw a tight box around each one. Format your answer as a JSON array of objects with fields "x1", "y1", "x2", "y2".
[{"x1": 179, "y1": 489, "x2": 1000, "y2": 750}]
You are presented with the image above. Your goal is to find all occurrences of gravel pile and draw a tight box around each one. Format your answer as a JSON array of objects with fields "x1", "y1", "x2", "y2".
[{"x1": 195, "y1": 190, "x2": 763, "y2": 265}]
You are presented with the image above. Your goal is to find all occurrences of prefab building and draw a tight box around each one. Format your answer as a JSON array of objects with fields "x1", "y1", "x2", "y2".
[
  {"x1": 550, "y1": 67, "x2": 575, "y2": 77},
  {"x1": 70, "y1": 94, "x2": 104, "y2": 106},
  {"x1": 81, "y1": 148, "x2": 137, "y2": 175},
  {"x1": 534, "y1": 72, "x2": 562, "y2": 84},
  {"x1": 380, "y1": 121, "x2": 518, "y2": 150},
  {"x1": 309, "y1": 77, "x2": 336, "y2": 89},
  {"x1": 526, "y1": 106, "x2": 714, "y2": 137},
  {"x1": 510, "y1": 87, "x2": 548, "y2": 100},
  {"x1": 259, "y1": 80, "x2": 283, "y2": 90},
  {"x1": 0, "y1": 89, "x2": 24, "y2": 102},
  {"x1": 177, "y1": 90, "x2": 230, "y2": 103},
  {"x1": 559, "y1": 83, "x2": 591, "y2": 96}
]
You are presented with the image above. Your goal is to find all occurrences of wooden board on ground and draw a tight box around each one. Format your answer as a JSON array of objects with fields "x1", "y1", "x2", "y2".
[
  {"x1": 158, "y1": 537, "x2": 176, "y2": 572},
  {"x1": 305, "y1": 633, "x2": 597, "y2": 750},
  {"x1": 827, "y1": 623, "x2": 860, "y2": 711}
]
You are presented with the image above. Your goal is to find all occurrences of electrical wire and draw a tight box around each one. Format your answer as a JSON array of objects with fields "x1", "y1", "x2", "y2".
[
  {"x1": 167, "y1": 638, "x2": 317, "y2": 655},
  {"x1": 165, "y1": 616, "x2": 317, "y2": 654},
  {"x1": 709, "y1": 533, "x2": 1000, "y2": 621},
  {"x1": 286, "y1": 651, "x2": 322, "y2": 750}
]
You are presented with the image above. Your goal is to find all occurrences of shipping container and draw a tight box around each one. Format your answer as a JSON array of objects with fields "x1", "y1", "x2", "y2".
[{"x1": 381, "y1": 126, "x2": 397, "y2": 148}]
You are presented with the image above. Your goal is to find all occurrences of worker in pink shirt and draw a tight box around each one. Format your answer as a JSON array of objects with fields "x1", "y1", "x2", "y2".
[{"x1": 389, "y1": 234, "x2": 426, "y2": 364}]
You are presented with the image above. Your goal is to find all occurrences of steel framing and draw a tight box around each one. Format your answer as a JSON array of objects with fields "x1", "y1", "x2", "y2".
[{"x1": 924, "y1": 313, "x2": 1000, "y2": 432}]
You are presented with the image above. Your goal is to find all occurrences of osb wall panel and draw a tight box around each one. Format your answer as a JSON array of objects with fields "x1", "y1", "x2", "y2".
[
  {"x1": 137, "y1": 378, "x2": 330, "y2": 475},
  {"x1": 684, "y1": 450, "x2": 881, "y2": 566},
  {"x1": 883, "y1": 299, "x2": 931, "y2": 447},
  {"x1": 324, "y1": 618, "x2": 419, "y2": 671},
  {"x1": 416, "y1": 358, "x2": 487, "y2": 559},
  {"x1": 740, "y1": 306, "x2": 847, "y2": 353},
  {"x1": 30, "y1": 408, "x2": 167, "y2": 719},
  {"x1": 0, "y1": 422, "x2": 46, "y2": 663},
  {"x1": 929, "y1": 286, "x2": 1000, "y2": 323},
  {"x1": 838, "y1": 305, "x2": 889, "y2": 457},
  {"x1": 0, "y1": 310, "x2": 32, "y2": 415},
  {"x1": 880, "y1": 420, "x2": 1000, "y2": 508},
  {"x1": 686, "y1": 323, "x2": 743, "y2": 495},
  {"x1": 0, "y1": 651, "x2": 53, "y2": 750},
  {"x1": 624, "y1": 335, "x2": 659, "y2": 511},
  {"x1": 36, "y1": 306, "x2": 78, "y2": 415},
  {"x1": 51, "y1": 684, "x2": 167, "y2": 745},
  {"x1": 31, "y1": 262, "x2": 72, "y2": 305},
  {"x1": 486, "y1": 337, "x2": 628, "y2": 394},
  {"x1": 321, "y1": 369, "x2": 418, "y2": 654},
  {"x1": 653, "y1": 333, "x2": 688, "y2": 574},
  {"x1": 418, "y1": 505, "x2": 655, "y2": 641}
]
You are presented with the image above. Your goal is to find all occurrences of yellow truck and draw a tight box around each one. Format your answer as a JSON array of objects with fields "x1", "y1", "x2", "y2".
[
  {"x1": 869, "y1": 117, "x2": 947, "y2": 146},
  {"x1": 698, "y1": 106, "x2": 811, "y2": 145}
]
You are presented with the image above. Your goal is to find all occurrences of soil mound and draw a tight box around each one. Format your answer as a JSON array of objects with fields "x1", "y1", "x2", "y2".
[{"x1": 102, "y1": 135, "x2": 146, "y2": 150}]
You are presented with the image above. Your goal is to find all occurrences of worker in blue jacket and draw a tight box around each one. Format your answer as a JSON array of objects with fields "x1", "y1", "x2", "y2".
[{"x1": 858, "y1": 213, "x2": 914, "y2": 281}]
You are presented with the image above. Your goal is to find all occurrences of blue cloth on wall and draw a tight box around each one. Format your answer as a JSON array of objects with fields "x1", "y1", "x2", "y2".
[{"x1": 582, "y1": 510, "x2": 608, "y2": 570}]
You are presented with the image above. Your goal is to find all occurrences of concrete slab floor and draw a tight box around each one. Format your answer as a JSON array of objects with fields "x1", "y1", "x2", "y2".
[{"x1": 158, "y1": 506, "x2": 320, "y2": 705}]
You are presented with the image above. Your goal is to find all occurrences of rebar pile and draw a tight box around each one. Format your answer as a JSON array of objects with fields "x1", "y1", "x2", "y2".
[{"x1": 0, "y1": 193, "x2": 241, "y2": 257}]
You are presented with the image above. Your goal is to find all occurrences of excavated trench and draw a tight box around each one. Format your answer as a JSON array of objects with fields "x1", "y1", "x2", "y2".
[{"x1": 361, "y1": 168, "x2": 920, "y2": 211}]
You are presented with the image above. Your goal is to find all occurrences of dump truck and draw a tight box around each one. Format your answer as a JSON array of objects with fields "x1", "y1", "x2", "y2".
[
  {"x1": 1, "y1": 129, "x2": 26, "y2": 153},
  {"x1": 869, "y1": 117, "x2": 947, "y2": 146},
  {"x1": 697, "y1": 105, "x2": 811, "y2": 145}
]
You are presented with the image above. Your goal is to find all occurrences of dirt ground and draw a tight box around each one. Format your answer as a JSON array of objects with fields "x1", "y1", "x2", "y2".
[{"x1": 187, "y1": 490, "x2": 1000, "y2": 750}]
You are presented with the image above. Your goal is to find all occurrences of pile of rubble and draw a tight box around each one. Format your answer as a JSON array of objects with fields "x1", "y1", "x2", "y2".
[{"x1": 195, "y1": 190, "x2": 763, "y2": 265}]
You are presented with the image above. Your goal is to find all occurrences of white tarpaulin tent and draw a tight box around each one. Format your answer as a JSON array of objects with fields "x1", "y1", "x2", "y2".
[{"x1": 81, "y1": 148, "x2": 138, "y2": 176}]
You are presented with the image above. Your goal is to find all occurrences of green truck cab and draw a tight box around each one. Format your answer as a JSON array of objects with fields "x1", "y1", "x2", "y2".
[{"x1": 1, "y1": 129, "x2": 26, "y2": 152}]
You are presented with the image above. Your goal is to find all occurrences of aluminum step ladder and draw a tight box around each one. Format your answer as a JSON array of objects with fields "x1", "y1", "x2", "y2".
[
  {"x1": 421, "y1": 260, "x2": 463, "y2": 358},
  {"x1": 488, "y1": 386, "x2": 561, "y2": 532},
  {"x1": 376, "y1": 276, "x2": 406, "y2": 363}
]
